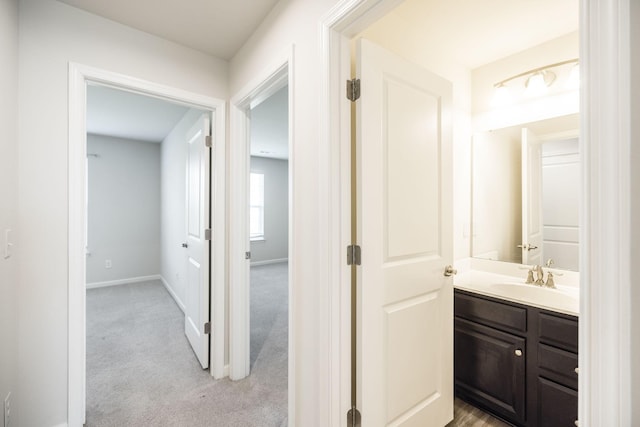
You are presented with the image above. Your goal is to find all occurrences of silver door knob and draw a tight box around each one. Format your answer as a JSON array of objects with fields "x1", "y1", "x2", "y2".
[
  {"x1": 517, "y1": 243, "x2": 538, "y2": 251},
  {"x1": 514, "y1": 349, "x2": 523, "y2": 357},
  {"x1": 181, "y1": 242, "x2": 188, "y2": 248},
  {"x1": 444, "y1": 265, "x2": 457, "y2": 277}
]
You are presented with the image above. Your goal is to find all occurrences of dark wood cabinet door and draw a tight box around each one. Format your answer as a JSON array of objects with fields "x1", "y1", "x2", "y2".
[
  {"x1": 537, "y1": 377, "x2": 578, "y2": 427},
  {"x1": 454, "y1": 318, "x2": 526, "y2": 426}
]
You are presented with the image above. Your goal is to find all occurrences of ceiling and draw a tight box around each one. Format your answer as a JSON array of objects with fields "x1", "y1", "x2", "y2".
[
  {"x1": 59, "y1": 0, "x2": 577, "y2": 68},
  {"x1": 87, "y1": 85, "x2": 191, "y2": 143},
  {"x1": 58, "y1": 0, "x2": 281, "y2": 60},
  {"x1": 250, "y1": 86, "x2": 289, "y2": 160},
  {"x1": 86, "y1": 83, "x2": 290, "y2": 157},
  {"x1": 75, "y1": 0, "x2": 577, "y2": 147},
  {"x1": 380, "y1": 0, "x2": 578, "y2": 69}
]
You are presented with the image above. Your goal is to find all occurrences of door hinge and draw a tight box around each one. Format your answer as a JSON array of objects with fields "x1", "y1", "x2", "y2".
[
  {"x1": 346, "y1": 78, "x2": 361, "y2": 102},
  {"x1": 347, "y1": 245, "x2": 361, "y2": 266},
  {"x1": 347, "y1": 407, "x2": 361, "y2": 427},
  {"x1": 205, "y1": 135, "x2": 212, "y2": 148},
  {"x1": 205, "y1": 229, "x2": 212, "y2": 240},
  {"x1": 245, "y1": 251, "x2": 251, "y2": 260},
  {"x1": 204, "y1": 322, "x2": 211, "y2": 334}
]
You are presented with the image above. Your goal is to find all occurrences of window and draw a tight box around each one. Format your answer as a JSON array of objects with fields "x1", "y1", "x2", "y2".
[{"x1": 249, "y1": 172, "x2": 265, "y2": 240}]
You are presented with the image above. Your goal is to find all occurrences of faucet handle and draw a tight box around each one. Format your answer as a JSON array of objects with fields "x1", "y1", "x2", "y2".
[
  {"x1": 544, "y1": 271, "x2": 557, "y2": 289},
  {"x1": 525, "y1": 269, "x2": 535, "y2": 284},
  {"x1": 545, "y1": 258, "x2": 555, "y2": 268}
]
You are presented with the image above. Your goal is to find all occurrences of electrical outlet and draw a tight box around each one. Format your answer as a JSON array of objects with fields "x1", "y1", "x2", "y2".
[
  {"x1": 105, "y1": 259, "x2": 112, "y2": 269},
  {"x1": 4, "y1": 392, "x2": 11, "y2": 427}
]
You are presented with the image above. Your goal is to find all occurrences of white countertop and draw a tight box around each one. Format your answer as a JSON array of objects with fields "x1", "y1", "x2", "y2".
[{"x1": 455, "y1": 269, "x2": 579, "y2": 316}]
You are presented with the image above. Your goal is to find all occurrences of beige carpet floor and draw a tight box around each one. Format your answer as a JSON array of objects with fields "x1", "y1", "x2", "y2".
[{"x1": 86, "y1": 263, "x2": 288, "y2": 427}]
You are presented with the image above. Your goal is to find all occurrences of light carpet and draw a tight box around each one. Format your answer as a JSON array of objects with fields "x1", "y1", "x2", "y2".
[{"x1": 86, "y1": 262, "x2": 288, "y2": 427}]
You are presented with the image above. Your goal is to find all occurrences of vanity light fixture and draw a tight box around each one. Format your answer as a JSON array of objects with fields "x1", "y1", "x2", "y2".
[
  {"x1": 524, "y1": 70, "x2": 555, "y2": 97},
  {"x1": 491, "y1": 83, "x2": 511, "y2": 107},
  {"x1": 566, "y1": 63, "x2": 580, "y2": 89},
  {"x1": 492, "y1": 58, "x2": 579, "y2": 102}
]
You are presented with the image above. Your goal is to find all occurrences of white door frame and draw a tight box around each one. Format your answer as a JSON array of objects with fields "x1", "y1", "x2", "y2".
[
  {"x1": 68, "y1": 63, "x2": 226, "y2": 426},
  {"x1": 319, "y1": 0, "x2": 634, "y2": 425},
  {"x1": 228, "y1": 47, "x2": 295, "y2": 420}
]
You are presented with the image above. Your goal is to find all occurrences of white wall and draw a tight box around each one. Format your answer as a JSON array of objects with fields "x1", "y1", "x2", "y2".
[
  {"x1": 160, "y1": 108, "x2": 204, "y2": 308},
  {"x1": 250, "y1": 156, "x2": 289, "y2": 263},
  {"x1": 0, "y1": 0, "x2": 19, "y2": 425},
  {"x1": 17, "y1": 0, "x2": 228, "y2": 424},
  {"x1": 630, "y1": 0, "x2": 640, "y2": 418},
  {"x1": 229, "y1": 0, "x2": 346, "y2": 422},
  {"x1": 472, "y1": 129, "x2": 522, "y2": 263},
  {"x1": 86, "y1": 135, "x2": 161, "y2": 285},
  {"x1": 472, "y1": 32, "x2": 579, "y2": 132}
]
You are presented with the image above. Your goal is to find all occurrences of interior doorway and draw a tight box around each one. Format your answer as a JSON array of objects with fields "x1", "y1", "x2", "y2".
[
  {"x1": 83, "y1": 84, "x2": 214, "y2": 423},
  {"x1": 229, "y1": 52, "x2": 294, "y2": 422},
  {"x1": 67, "y1": 64, "x2": 226, "y2": 426},
  {"x1": 248, "y1": 84, "x2": 290, "y2": 376},
  {"x1": 318, "y1": 0, "x2": 583, "y2": 425}
]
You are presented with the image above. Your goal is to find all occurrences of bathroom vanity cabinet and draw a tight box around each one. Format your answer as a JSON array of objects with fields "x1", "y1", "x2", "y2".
[{"x1": 454, "y1": 289, "x2": 578, "y2": 427}]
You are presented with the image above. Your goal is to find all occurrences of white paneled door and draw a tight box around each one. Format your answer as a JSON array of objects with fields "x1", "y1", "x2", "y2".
[
  {"x1": 184, "y1": 114, "x2": 211, "y2": 369},
  {"x1": 521, "y1": 128, "x2": 543, "y2": 266},
  {"x1": 355, "y1": 39, "x2": 454, "y2": 426}
]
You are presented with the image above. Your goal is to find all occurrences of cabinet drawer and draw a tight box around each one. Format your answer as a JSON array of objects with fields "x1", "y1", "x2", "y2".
[
  {"x1": 455, "y1": 291, "x2": 527, "y2": 335},
  {"x1": 538, "y1": 343, "x2": 578, "y2": 390},
  {"x1": 538, "y1": 312, "x2": 578, "y2": 353},
  {"x1": 537, "y1": 377, "x2": 578, "y2": 427}
]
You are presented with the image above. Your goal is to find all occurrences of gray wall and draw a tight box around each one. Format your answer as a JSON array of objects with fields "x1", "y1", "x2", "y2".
[
  {"x1": 86, "y1": 134, "x2": 161, "y2": 284},
  {"x1": 250, "y1": 156, "x2": 289, "y2": 263},
  {"x1": 160, "y1": 109, "x2": 204, "y2": 308},
  {"x1": 0, "y1": 0, "x2": 19, "y2": 424}
]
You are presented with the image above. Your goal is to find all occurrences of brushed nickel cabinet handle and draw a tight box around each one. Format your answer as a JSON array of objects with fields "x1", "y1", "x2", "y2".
[{"x1": 514, "y1": 349, "x2": 523, "y2": 357}]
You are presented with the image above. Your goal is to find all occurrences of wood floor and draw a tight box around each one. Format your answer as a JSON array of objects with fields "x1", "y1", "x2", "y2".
[{"x1": 446, "y1": 398, "x2": 512, "y2": 427}]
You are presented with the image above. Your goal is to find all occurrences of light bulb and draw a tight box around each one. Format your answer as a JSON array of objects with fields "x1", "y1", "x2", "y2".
[
  {"x1": 566, "y1": 63, "x2": 580, "y2": 90},
  {"x1": 491, "y1": 84, "x2": 511, "y2": 107},
  {"x1": 525, "y1": 72, "x2": 549, "y2": 97}
]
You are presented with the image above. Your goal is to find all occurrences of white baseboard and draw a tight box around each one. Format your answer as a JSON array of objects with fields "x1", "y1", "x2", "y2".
[
  {"x1": 51, "y1": 423, "x2": 68, "y2": 427},
  {"x1": 86, "y1": 274, "x2": 161, "y2": 289},
  {"x1": 160, "y1": 275, "x2": 186, "y2": 313},
  {"x1": 223, "y1": 364, "x2": 230, "y2": 377},
  {"x1": 250, "y1": 258, "x2": 288, "y2": 266}
]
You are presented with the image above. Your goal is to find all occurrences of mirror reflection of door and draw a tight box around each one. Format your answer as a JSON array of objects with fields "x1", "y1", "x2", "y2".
[
  {"x1": 521, "y1": 127, "x2": 543, "y2": 266},
  {"x1": 472, "y1": 113, "x2": 579, "y2": 271}
]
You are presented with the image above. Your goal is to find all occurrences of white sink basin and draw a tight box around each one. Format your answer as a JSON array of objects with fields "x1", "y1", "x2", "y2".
[
  {"x1": 488, "y1": 283, "x2": 578, "y2": 308},
  {"x1": 454, "y1": 270, "x2": 580, "y2": 315}
]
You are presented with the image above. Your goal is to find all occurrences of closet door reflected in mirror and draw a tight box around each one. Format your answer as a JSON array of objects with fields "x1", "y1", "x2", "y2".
[{"x1": 471, "y1": 113, "x2": 579, "y2": 271}]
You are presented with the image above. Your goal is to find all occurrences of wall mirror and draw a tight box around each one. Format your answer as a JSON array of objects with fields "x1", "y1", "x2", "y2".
[{"x1": 471, "y1": 113, "x2": 580, "y2": 271}]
